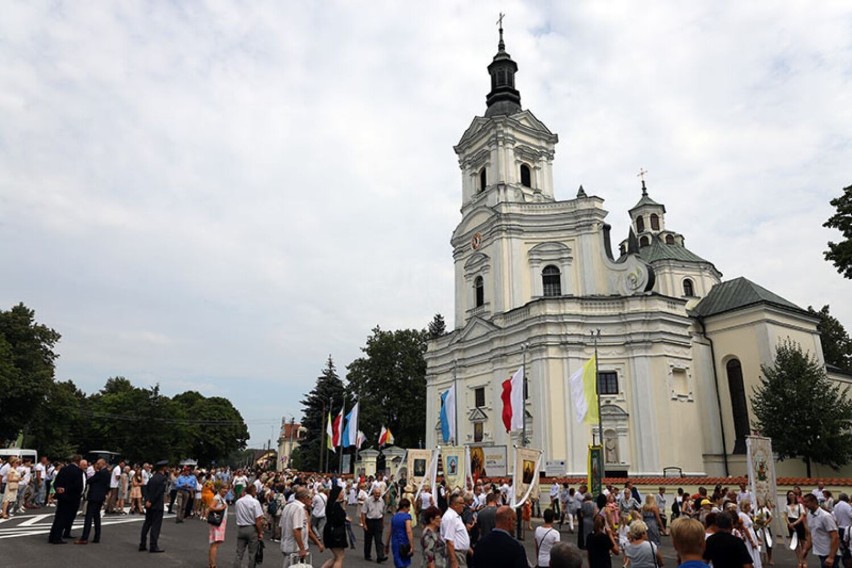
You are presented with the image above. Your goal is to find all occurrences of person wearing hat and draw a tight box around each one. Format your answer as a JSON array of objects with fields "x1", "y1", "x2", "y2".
[{"x1": 139, "y1": 460, "x2": 169, "y2": 553}]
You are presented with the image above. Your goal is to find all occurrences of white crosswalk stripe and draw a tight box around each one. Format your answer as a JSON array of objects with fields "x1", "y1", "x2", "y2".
[{"x1": 0, "y1": 509, "x2": 175, "y2": 539}]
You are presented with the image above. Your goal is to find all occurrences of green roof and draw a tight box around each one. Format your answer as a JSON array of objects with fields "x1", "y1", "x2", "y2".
[
  {"x1": 637, "y1": 240, "x2": 712, "y2": 264},
  {"x1": 693, "y1": 277, "x2": 805, "y2": 317}
]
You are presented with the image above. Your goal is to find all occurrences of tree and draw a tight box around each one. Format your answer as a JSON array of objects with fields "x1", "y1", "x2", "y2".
[
  {"x1": 808, "y1": 305, "x2": 852, "y2": 373},
  {"x1": 824, "y1": 184, "x2": 852, "y2": 279},
  {"x1": 26, "y1": 380, "x2": 89, "y2": 458},
  {"x1": 172, "y1": 392, "x2": 249, "y2": 465},
  {"x1": 428, "y1": 313, "x2": 447, "y2": 339},
  {"x1": 0, "y1": 303, "x2": 61, "y2": 443},
  {"x1": 299, "y1": 356, "x2": 348, "y2": 472},
  {"x1": 346, "y1": 326, "x2": 428, "y2": 452},
  {"x1": 751, "y1": 340, "x2": 852, "y2": 476}
]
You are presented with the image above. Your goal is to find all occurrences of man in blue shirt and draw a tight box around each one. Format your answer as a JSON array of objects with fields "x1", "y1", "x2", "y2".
[{"x1": 173, "y1": 467, "x2": 196, "y2": 523}]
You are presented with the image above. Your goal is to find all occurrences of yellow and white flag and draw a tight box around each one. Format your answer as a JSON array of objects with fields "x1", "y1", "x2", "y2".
[{"x1": 569, "y1": 355, "x2": 599, "y2": 424}]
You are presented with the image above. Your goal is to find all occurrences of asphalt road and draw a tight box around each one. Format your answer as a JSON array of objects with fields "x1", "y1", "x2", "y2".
[{"x1": 0, "y1": 506, "x2": 822, "y2": 567}]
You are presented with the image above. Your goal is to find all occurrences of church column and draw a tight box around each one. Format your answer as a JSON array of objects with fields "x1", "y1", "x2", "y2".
[{"x1": 626, "y1": 351, "x2": 661, "y2": 474}]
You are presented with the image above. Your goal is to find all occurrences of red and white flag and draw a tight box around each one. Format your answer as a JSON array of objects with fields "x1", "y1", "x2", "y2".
[
  {"x1": 378, "y1": 426, "x2": 394, "y2": 446},
  {"x1": 501, "y1": 366, "x2": 524, "y2": 432},
  {"x1": 332, "y1": 408, "x2": 344, "y2": 447}
]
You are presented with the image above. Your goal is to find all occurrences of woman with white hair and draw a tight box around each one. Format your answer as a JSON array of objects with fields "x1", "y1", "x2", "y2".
[{"x1": 624, "y1": 520, "x2": 664, "y2": 568}]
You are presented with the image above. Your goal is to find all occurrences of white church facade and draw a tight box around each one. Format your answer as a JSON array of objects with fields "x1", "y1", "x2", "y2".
[{"x1": 424, "y1": 29, "x2": 851, "y2": 479}]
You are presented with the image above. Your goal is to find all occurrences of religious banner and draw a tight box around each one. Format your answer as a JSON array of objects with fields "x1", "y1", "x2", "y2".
[
  {"x1": 512, "y1": 446, "x2": 542, "y2": 507},
  {"x1": 588, "y1": 445, "x2": 603, "y2": 497},
  {"x1": 469, "y1": 445, "x2": 508, "y2": 479},
  {"x1": 442, "y1": 446, "x2": 467, "y2": 491},
  {"x1": 407, "y1": 449, "x2": 433, "y2": 485},
  {"x1": 747, "y1": 435, "x2": 778, "y2": 539}
]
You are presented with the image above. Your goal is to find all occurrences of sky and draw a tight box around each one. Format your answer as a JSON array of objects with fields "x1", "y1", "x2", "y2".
[{"x1": 1, "y1": 1, "x2": 850, "y2": 449}]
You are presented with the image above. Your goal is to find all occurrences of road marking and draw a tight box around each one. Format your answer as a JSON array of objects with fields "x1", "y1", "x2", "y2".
[{"x1": 18, "y1": 514, "x2": 51, "y2": 527}]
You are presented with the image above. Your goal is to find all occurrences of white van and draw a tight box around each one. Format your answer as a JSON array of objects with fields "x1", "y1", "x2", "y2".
[{"x1": 0, "y1": 448, "x2": 38, "y2": 462}]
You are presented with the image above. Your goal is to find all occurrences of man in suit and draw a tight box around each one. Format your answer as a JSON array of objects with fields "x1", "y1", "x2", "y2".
[
  {"x1": 139, "y1": 460, "x2": 168, "y2": 553},
  {"x1": 75, "y1": 459, "x2": 111, "y2": 544},
  {"x1": 48, "y1": 455, "x2": 85, "y2": 544},
  {"x1": 472, "y1": 505, "x2": 529, "y2": 568}
]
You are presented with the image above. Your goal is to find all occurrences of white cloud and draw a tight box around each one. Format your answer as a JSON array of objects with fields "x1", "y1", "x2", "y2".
[{"x1": 1, "y1": 1, "x2": 850, "y2": 445}]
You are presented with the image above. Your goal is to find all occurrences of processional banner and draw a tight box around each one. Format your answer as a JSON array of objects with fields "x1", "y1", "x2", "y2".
[
  {"x1": 407, "y1": 449, "x2": 433, "y2": 485},
  {"x1": 746, "y1": 436, "x2": 778, "y2": 538},
  {"x1": 442, "y1": 446, "x2": 467, "y2": 491},
  {"x1": 469, "y1": 445, "x2": 508, "y2": 479},
  {"x1": 512, "y1": 446, "x2": 542, "y2": 507},
  {"x1": 588, "y1": 445, "x2": 603, "y2": 497}
]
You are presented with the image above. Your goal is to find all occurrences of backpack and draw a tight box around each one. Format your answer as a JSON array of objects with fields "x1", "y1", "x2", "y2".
[{"x1": 267, "y1": 495, "x2": 278, "y2": 516}]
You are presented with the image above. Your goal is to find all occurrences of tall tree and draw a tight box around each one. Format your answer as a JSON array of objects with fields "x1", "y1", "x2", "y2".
[
  {"x1": 751, "y1": 340, "x2": 852, "y2": 476},
  {"x1": 808, "y1": 305, "x2": 852, "y2": 373},
  {"x1": 0, "y1": 303, "x2": 61, "y2": 443},
  {"x1": 172, "y1": 392, "x2": 250, "y2": 465},
  {"x1": 428, "y1": 313, "x2": 447, "y2": 339},
  {"x1": 299, "y1": 356, "x2": 347, "y2": 472},
  {"x1": 27, "y1": 380, "x2": 89, "y2": 458},
  {"x1": 824, "y1": 184, "x2": 852, "y2": 278},
  {"x1": 346, "y1": 326, "x2": 428, "y2": 451}
]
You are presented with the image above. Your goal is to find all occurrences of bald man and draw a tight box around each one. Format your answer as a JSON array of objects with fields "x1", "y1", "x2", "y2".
[{"x1": 472, "y1": 505, "x2": 529, "y2": 568}]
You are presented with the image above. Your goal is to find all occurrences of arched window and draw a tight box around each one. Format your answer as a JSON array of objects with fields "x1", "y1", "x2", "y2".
[
  {"x1": 665, "y1": 234, "x2": 675, "y2": 245},
  {"x1": 474, "y1": 276, "x2": 484, "y2": 307},
  {"x1": 479, "y1": 169, "x2": 487, "y2": 193},
  {"x1": 726, "y1": 359, "x2": 750, "y2": 454},
  {"x1": 639, "y1": 236, "x2": 649, "y2": 247},
  {"x1": 520, "y1": 164, "x2": 532, "y2": 188},
  {"x1": 636, "y1": 216, "x2": 645, "y2": 233},
  {"x1": 683, "y1": 278, "x2": 695, "y2": 297},
  {"x1": 542, "y1": 265, "x2": 561, "y2": 297},
  {"x1": 650, "y1": 214, "x2": 660, "y2": 231}
]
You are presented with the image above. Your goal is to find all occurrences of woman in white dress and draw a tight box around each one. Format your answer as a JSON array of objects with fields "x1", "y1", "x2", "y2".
[{"x1": 738, "y1": 499, "x2": 762, "y2": 568}]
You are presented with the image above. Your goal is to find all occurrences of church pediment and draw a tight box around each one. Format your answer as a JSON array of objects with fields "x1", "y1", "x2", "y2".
[
  {"x1": 510, "y1": 110, "x2": 556, "y2": 137},
  {"x1": 457, "y1": 117, "x2": 491, "y2": 147},
  {"x1": 601, "y1": 404, "x2": 629, "y2": 420},
  {"x1": 464, "y1": 252, "x2": 490, "y2": 271},
  {"x1": 454, "y1": 316, "x2": 500, "y2": 343},
  {"x1": 468, "y1": 408, "x2": 488, "y2": 422},
  {"x1": 454, "y1": 207, "x2": 495, "y2": 241},
  {"x1": 528, "y1": 241, "x2": 573, "y2": 263}
]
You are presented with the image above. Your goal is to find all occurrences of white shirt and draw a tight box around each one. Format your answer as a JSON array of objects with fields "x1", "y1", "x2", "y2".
[
  {"x1": 834, "y1": 500, "x2": 852, "y2": 527},
  {"x1": 420, "y1": 490, "x2": 434, "y2": 511},
  {"x1": 807, "y1": 506, "x2": 838, "y2": 556},
  {"x1": 18, "y1": 465, "x2": 31, "y2": 486},
  {"x1": 234, "y1": 494, "x2": 264, "y2": 527},
  {"x1": 110, "y1": 465, "x2": 121, "y2": 489},
  {"x1": 0, "y1": 463, "x2": 10, "y2": 483},
  {"x1": 234, "y1": 475, "x2": 248, "y2": 487},
  {"x1": 440, "y1": 508, "x2": 470, "y2": 552},
  {"x1": 142, "y1": 469, "x2": 151, "y2": 485},
  {"x1": 347, "y1": 487, "x2": 358, "y2": 505},
  {"x1": 280, "y1": 500, "x2": 309, "y2": 554},
  {"x1": 311, "y1": 493, "x2": 327, "y2": 518},
  {"x1": 535, "y1": 525, "x2": 561, "y2": 567},
  {"x1": 550, "y1": 484, "x2": 559, "y2": 498}
]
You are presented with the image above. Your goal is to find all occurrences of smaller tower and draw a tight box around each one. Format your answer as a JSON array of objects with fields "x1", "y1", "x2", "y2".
[
  {"x1": 485, "y1": 22, "x2": 522, "y2": 118},
  {"x1": 629, "y1": 179, "x2": 667, "y2": 247}
]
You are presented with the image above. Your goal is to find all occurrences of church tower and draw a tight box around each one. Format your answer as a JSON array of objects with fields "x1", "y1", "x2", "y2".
[{"x1": 454, "y1": 25, "x2": 558, "y2": 210}]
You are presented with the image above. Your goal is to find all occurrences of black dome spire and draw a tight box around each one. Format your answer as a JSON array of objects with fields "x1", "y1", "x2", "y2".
[{"x1": 485, "y1": 20, "x2": 522, "y2": 117}]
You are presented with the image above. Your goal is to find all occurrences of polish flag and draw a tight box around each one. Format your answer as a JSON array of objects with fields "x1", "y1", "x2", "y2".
[
  {"x1": 332, "y1": 408, "x2": 344, "y2": 447},
  {"x1": 501, "y1": 366, "x2": 524, "y2": 432}
]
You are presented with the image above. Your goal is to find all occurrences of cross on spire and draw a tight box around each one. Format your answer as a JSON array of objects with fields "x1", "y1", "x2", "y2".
[
  {"x1": 496, "y1": 12, "x2": 506, "y2": 50},
  {"x1": 637, "y1": 168, "x2": 649, "y2": 196}
]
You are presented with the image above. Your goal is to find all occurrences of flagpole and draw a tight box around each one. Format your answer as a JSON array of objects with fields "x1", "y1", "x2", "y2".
[
  {"x1": 324, "y1": 396, "x2": 332, "y2": 473},
  {"x1": 338, "y1": 398, "x2": 346, "y2": 474},
  {"x1": 521, "y1": 342, "x2": 529, "y2": 448},
  {"x1": 592, "y1": 330, "x2": 603, "y2": 449},
  {"x1": 320, "y1": 397, "x2": 327, "y2": 473},
  {"x1": 452, "y1": 362, "x2": 459, "y2": 446}
]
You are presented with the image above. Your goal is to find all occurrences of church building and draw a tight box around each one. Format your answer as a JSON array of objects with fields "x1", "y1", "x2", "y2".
[{"x1": 424, "y1": 28, "x2": 849, "y2": 478}]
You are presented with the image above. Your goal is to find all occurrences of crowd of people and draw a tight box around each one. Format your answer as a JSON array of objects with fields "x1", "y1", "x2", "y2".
[{"x1": 3, "y1": 452, "x2": 851, "y2": 568}]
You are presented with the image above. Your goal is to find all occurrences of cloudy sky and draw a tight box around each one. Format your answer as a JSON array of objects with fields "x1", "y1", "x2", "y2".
[{"x1": 2, "y1": 1, "x2": 850, "y2": 448}]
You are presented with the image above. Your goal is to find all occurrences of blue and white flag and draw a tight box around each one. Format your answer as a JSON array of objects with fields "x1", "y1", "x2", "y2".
[
  {"x1": 342, "y1": 402, "x2": 359, "y2": 448},
  {"x1": 439, "y1": 386, "x2": 456, "y2": 443}
]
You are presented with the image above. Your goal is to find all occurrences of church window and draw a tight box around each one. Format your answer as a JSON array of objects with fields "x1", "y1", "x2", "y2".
[
  {"x1": 683, "y1": 278, "x2": 695, "y2": 297},
  {"x1": 597, "y1": 371, "x2": 618, "y2": 395},
  {"x1": 520, "y1": 164, "x2": 532, "y2": 188},
  {"x1": 726, "y1": 359, "x2": 750, "y2": 454},
  {"x1": 542, "y1": 265, "x2": 561, "y2": 297},
  {"x1": 475, "y1": 387, "x2": 485, "y2": 408},
  {"x1": 636, "y1": 216, "x2": 645, "y2": 233},
  {"x1": 639, "y1": 236, "x2": 649, "y2": 247},
  {"x1": 474, "y1": 422, "x2": 484, "y2": 442},
  {"x1": 665, "y1": 234, "x2": 675, "y2": 245},
  {"x1": 497, "y1": 69, "x2": 507, "y2": 86},
  {"x1": 479, "y1": 168, "x2": 487, "y2": 193},
  {"x1": 474, "y1": 276, "x2": 484, "y2": 307},
  {"x1": 650, "y1": 214, "x2": 660, "y2": 231}
]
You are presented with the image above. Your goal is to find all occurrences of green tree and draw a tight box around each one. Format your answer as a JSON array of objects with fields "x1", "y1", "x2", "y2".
[
  {"x1": 808, "y1": 305, "x2": 852, "y2": 373},
  {"x1": 26, "y1": 380, "x2": 89, "y2": 458},
  {"x1": 346, "y1": 326, "x2": 427, "y2": 452},
  {"x1": 172, "y1": 391, "x2": 249, "y2": 465},
  {"x1": 824, "y1": 184, "x2": 852, "y2": 278},
  {"x1": 752, "y1": 340, "x2": 852, "y2": 476},
  {"x1": 428, "y1": 313, "x2": 447, "y2": 339},
  {"x1": 0, "y1": 303, "x2": 61, "y2": 443},
  {"x1": 299, "y1": 356, "x2": 348, "y2": 472}
]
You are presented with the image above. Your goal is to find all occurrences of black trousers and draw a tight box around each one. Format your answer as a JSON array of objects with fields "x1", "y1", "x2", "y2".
[
  {"x1": 140, "y1": 508, "x2": 164, "y2": 549},
  {"x1": 48, "y1": 497, "x2": 80, "y2": 542},
  {"x1": 81, "y1": 499, "x2": 104, "y2": 541},
  {"x1": 364, "y1": 518, "x2": 384, "y2": 560}
]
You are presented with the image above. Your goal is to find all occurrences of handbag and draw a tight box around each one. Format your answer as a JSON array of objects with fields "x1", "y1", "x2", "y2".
[
  {"x1": 255, "y1": 539, "x2": 264, "y2": 564},
  {"x1": 207, "y1": 509, "x2": 224, "y2": 526},
  {"x1": 286, "y1": 552, "x2": 313, "y2": 568}
]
